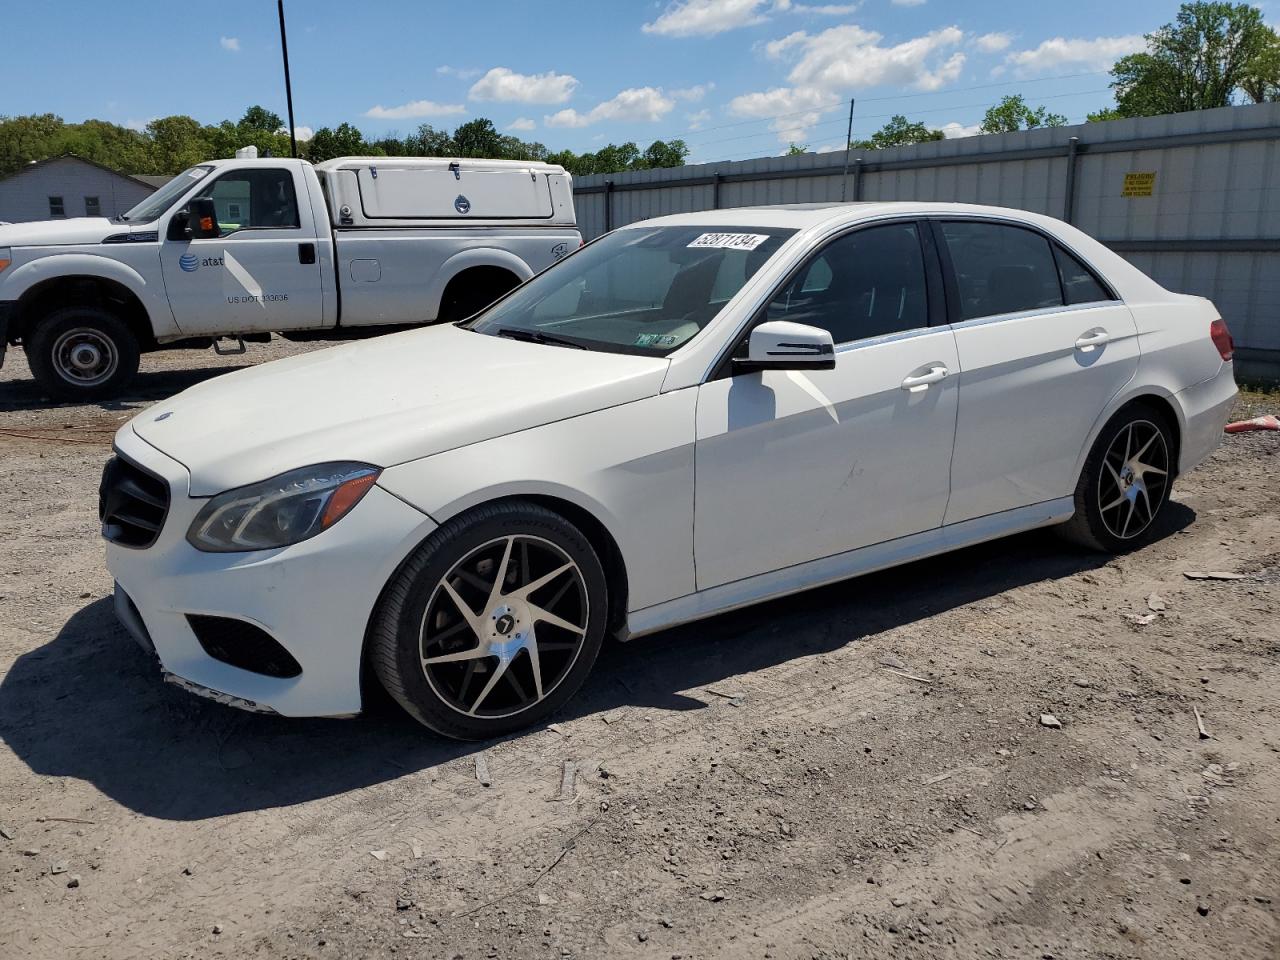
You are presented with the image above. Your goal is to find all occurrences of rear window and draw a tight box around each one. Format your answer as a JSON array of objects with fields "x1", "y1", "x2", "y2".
[{"x1": 940, "y1": 221, "x2": 1063, "y2": 321}]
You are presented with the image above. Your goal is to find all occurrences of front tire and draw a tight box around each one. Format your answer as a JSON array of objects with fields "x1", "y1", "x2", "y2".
[
  {"x1": 26, "y1": 306, "x2": 140, "y2": 402},
  {"x1": 1059, "y1": 401, "x2": 1175, "y2": 552},
  {"x1": 369, "y1": 501, "x2": 608, "y2": 740}
]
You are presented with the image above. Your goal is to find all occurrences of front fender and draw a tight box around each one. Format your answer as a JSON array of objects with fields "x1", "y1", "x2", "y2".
[
  {"x1": 425, "y1": 247, "x2": 534, "y2": 316},
  {"x1": 2, "y1": 252, "x2": 176, "y2": 338}
]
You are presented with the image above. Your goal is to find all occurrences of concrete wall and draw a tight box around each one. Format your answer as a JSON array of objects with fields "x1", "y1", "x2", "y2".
[
  {"x1": 0, "y1": 157, "x2": 155, "y2": 223},
  {"x1": 573, "y1": 103, "x2": 1280, "y2": 378}
]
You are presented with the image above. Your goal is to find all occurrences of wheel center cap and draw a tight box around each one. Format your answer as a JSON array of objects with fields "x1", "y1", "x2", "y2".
[
  {"x1": 71, "y1": 344, "x2": 101, "y2": 370},
  {"x1": 494, "y1": 613, "x2": 516, "y2": 636}
]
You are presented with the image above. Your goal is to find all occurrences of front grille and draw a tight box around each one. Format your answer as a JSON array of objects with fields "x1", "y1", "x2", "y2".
[
  {"x1": 187, "y1": 615, "x2": 303, "y2": 678},
  {"x1": 99, "y1": 455, "x2": 169, "y2": 548}
]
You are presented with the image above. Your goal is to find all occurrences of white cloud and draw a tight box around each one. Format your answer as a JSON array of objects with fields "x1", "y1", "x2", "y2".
[
  {"x1": 672, "y1": 83, "x2": 715, "y2": 102},
  {"x1": 468, "y1": 67, "x2": 579, "y2": 104},
  {"x1": 734, "y1": 24, "x2": 966, "y2": 143},
  {"x1": 784, "y1": 3, "x2": 860, "y2": 12},
  {"x1": 891, "y1": 0, "x2": 926, "y2": 5},
  {"x1": 544, "y1": 87, "x2": 676, "y2": 127},
  {"x1": 1004, "y1": 35, "x2": 1144, "y2": 76},
  {"x1": 974, "y1": 32, "x2": 1012, "y2": 53},
  {"x1": 643, "y1": 0, "x2": 770, "y2": 37},
  {"x1": 507, "y1": 117, "x2": 537, "y2": 131},
  {"x1": 125, "y1": 117, "x2": 156, "y2": 133},
  {"x1": 686, "y1": 108, "x2": 712, "y2": 129},
  {"x1": 784, "y1": 25, "x2": 966, "y2": 91},
  {"x1": 364, "y1": 99, "x2": 467, "y2": 120},
  {"x1": 436, "y1": 65, "x2": 483, "y2": 80},
  {"x1": 940, "y1": 121, "x2": 981, "y2": 139},
  {"x1": 219, "y1": 36, "x2": 240, "y2": 52},
  {"x1": 279, "y1": 125, "x2": 315, "y2": 142}
]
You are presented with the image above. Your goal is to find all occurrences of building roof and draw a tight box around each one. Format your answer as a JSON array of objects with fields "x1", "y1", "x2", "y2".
[{"x1": 0, "y1": 154, "x2": 161, "y2": 191}]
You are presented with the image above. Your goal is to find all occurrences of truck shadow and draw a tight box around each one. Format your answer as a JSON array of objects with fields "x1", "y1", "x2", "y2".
[
  {"x1": 0, "y1": 364, "x2": 252, "y2": 413},
  {"x1": 0, "y1": 506, "x2": 1193, "y2": 821}
]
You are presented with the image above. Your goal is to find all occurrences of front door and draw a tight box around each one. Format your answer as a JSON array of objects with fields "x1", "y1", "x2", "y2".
[
  {"x1": 694, "y1": 221, "x2": 960, "y2": 590},
  {"x1": 933, "y1": 219, "x2": 1142, "y2": 524},
  {"x1": 159, "y1": 166, "x2": 327, "y2": 334}
]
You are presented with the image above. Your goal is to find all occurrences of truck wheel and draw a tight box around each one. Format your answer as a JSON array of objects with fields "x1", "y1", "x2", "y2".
[{"x1": 26, "y1": 307, "x2": 140, "y2": 402}]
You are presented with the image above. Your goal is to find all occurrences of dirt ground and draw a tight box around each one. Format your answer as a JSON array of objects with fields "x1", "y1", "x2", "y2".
[{"x1": 1, "y1": 340, "x2": 1277, "y2": 960}]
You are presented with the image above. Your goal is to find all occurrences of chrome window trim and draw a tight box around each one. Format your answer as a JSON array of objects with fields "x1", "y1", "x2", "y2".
[{"x1": 947, "y1": 299, "x2": 1120, "y2": 332}]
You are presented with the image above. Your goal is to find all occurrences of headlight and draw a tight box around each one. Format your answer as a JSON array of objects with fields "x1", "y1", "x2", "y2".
[{"x1": 187, "y1": 462, "x2": 381, "y2": 553}]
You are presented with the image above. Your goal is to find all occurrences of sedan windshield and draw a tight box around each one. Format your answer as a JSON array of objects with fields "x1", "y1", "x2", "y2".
[
  {"x1": 468, "y1": 225, "x2": 797, "y2": 355},
  {"x1": 119, "y1": 166, "x2": 214, "y2": 222}
]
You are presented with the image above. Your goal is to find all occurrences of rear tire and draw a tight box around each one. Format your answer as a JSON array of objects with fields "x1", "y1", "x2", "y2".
[
  {"x1": 26, "y1": 306, "x2": 140, "y2": 402},
  {"x1": 1058, "y1": 401, "x2": 1175, "y2": 553},
  {"x1": 369, "y1": 501, "x2": 608, "y2": 740}
]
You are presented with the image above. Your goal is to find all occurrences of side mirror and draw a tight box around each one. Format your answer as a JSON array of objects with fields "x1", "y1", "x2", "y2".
[
  {"x1": 733, "y1": 320, "x2": 836, "y2": 373},
  {"x1": 167, "y1": 197, "x2": 219, "y2": 241}
]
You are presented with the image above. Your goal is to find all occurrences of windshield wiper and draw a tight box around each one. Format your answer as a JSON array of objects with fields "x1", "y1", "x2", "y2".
[{"x1": 495, "y1": 327, "x2": 587, "y2": 350}]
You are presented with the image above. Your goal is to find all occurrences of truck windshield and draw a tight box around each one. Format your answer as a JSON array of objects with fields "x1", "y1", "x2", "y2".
[
  {"x1": 118, "y1": 166, "x2": 214, "y2": 223},
  {"x1": 467, "y1": 225, "x2": 797, "y2": 356}
]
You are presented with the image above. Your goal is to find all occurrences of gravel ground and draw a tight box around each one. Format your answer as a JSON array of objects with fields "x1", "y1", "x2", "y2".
[{"x1": 1, "y1": 341, "x2": 1278, "y2": 960}]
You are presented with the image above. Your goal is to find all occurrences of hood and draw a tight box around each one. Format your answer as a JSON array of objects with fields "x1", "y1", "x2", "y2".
[
  {"x1": 0, "y1": 217, "x2": 125, "y2": 247},
  {"x1": 129, "y1": 324, "x2": 671, "y2": 496}
]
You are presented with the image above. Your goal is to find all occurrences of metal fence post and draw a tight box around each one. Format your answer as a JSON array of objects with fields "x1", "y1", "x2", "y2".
[
  {"x1": 1063, "y1": 136, "x2": 1079, "y2": 224},
  {"x1": 604, "y1": 180, "x2": 614, "y2": 233},
  {"x1": 851, "y1": 159, "x2": 863, "y2": 202},
  {"x1": 712, "y1": 173, "x2": 723, "y2": 209}
]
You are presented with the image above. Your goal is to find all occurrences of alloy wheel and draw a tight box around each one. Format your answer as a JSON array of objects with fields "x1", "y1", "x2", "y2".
[
  {"x1": 1096, "y1": 419, "x2": 1169, "y2": 540},
  {"x1": 419, "y1": 535, "x2": 589, "y2": 719}
]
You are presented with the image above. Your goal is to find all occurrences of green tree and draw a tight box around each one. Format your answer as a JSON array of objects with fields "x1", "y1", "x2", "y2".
[
  {"x1": 304, "y1": 122, "x2": 368, "y2": 163},
  {"x1": 980, "y1": 95, "x2": 1068, "y2": 134},
  {"x1": 1240, "y1": 26, "x2": 1280, "y2": 102},
  {"x1": 785, "y1": 142, "x2": 809, "y2": 155},
  {"x1": 145, "y1": 116, "x2": 211, "y2": 172},
  {"x1": 0, "y1": 113, "x2": 66, "y2": 177},
  {"x1": 851, "y1": 114, "x2": 944, "y2": 150},
  {"x1": 642, "y1": 139, "x2": 690, "y2": 168},
  {"x1": 451, "y1": 118, "x2": 504, "y2": 158},
  {"x1": 1110, "y1": 2, "x2": 1272, "y2": 117},
  {"x1": 1086, "y1": 106, "x2": 1125, "y2": 123}
]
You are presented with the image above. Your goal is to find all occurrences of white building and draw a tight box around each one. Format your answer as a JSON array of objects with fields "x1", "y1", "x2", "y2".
[{"x1": 0, "y1": 155, "x2": 161, "y2": 223}]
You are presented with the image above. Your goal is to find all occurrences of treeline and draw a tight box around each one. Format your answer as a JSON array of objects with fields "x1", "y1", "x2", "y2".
[{"x1": 0, "y1": 107, "x2": 689, "y2": 181}]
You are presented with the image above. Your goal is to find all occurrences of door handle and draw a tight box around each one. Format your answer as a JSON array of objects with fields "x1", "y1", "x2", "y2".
[
  {"x1": 298, "y1": 242, "x2": 316, "y2": 265},
  {"x1": 901, "y1": 365, "x2": 949, "y2": 392},
  {"x1": 1074, "y1": 329, "x2": 1109, "y2": 352}
]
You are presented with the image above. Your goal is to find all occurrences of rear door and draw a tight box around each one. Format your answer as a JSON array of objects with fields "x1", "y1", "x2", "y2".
[
  {"x1": 935, "y1": 219, "x2": 1140, "y2": 524},
  {"x1": 159, "y1": 165, "x2": 327, "y2": 334}
]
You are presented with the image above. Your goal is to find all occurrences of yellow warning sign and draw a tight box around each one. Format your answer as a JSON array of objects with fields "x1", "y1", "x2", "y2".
[{"x1": 1122, "y1": 171, "x2": 1157, "y2": 197}]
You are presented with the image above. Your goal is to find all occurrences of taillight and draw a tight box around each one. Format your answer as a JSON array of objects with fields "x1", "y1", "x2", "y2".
[{"x1": 1210, "y1": 319, "x2": 1234, "y2": 361}]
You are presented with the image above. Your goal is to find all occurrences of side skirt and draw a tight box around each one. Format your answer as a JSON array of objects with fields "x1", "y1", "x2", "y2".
[{"x1": 623, "y1": 498, "x2": 1075, "y2": 640}]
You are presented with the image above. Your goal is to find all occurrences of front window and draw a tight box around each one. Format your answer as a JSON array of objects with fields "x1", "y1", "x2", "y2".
[
  {"x1": 192, "y1": 169, "x2": 300, "y2": 236},
  {"x1": 468, "y1": 225, "x2": 797, "y2": 355},
  {"x1": 121, "y1": 166, "x2": 213, "y2": 223}
]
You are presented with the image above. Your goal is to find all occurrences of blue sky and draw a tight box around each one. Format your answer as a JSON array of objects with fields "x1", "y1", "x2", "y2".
[{"x1": 0, "y1": 0, "x2": 1249, "y2": 162}]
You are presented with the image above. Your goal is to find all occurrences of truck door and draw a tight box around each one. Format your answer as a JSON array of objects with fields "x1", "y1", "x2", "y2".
[{"x1": 159, "y1": 166, "x2": 328, "y2": 335}]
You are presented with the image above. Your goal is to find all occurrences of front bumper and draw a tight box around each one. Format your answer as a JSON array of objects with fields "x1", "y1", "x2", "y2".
[
  {"x1": 0, "y1": 300, "x2": 14, "y2": 367},
  {"x1": 105, "y1": 427, "x2": 437, "y2": 718}
]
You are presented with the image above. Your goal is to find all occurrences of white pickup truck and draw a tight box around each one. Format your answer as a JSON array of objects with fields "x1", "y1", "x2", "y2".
[{"x1": 0, "y1": 154, "x2": 580, "y2": 399}]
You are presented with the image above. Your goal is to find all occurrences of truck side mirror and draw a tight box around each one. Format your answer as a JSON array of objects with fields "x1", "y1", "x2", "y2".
[
  {"x1": 168, "y1": 198, "x2": 220, "y2": 241},
  {"x1": 187, "y1": 198, "x2": 220, "y2": 239}
]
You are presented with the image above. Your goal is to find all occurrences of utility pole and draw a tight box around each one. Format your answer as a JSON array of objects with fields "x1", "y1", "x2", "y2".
[
  {"x1": 840, "y1": 98, "x2": 855, "y2": 202},
  {"x1": 277, "y1": 0, "x2": 298, "y2": 158}
]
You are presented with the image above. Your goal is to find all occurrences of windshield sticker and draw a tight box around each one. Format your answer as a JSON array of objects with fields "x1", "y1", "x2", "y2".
[
  {"x1": 635, "y1": 333, "x2": 679, "y2": 348},
  {"x1": 187, "y1": 169, "x2": 205, "y2": 178},
  {"x1": 688, "y1": 232, "x2": 769, "y2": 251}
]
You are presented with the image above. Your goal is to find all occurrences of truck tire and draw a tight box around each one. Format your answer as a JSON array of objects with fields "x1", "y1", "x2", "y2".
[{"x1": 26, "y1": 306, "x2": 140, "y2": 402}]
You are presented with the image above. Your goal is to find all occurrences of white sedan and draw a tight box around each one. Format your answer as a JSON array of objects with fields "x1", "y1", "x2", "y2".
[{"x1": 102, "y1": 202, "x2": 1237, "y2": 739}]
